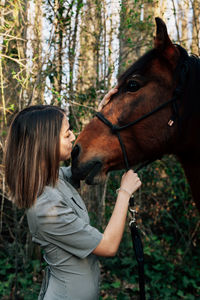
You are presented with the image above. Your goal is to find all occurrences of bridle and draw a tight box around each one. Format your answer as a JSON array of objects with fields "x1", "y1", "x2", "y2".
[
  {"x1": 96, "y1": 47, "x2": 189, "y2": 172},
  {"x1": 96, "y1": 46, "x2": 190, "y2": 300},
  {"x1": 96, "y1": 96, "x2": 177, "y2": 171}
]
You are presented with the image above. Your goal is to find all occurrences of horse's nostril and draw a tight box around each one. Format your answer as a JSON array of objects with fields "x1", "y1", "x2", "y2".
[{"x1": 71, "y1": 144, "x2": 81, "y2": 160}]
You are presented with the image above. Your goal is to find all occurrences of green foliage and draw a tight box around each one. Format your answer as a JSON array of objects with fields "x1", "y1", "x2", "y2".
[
  {"x1": 100, "y1": 156, "x2": 200, "y2": 299},
  {"x1": 69, "y1": 85, "x2": 99, "y2": 132},
  {"x1": 0, "y1": 248, "x2": 42, "y2": 299},
  {"x1": 0, "y1": 203, "x2": 44, "y2": 299},
  {"x1": 1, "y1": 155, "x2": 198, "y2": 298},
  {"x1": 119, "y1": 0, "x2": 154, "y2": 73},
  {"x1": 1, "y1": 1, "x2": 200, "y2": 300}
]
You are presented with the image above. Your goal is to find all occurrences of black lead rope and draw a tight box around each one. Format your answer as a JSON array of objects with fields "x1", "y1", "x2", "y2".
[
  {"x1": 129, "y1": 194, "x2": 145, "y2": 300},
  {"x1": 96, "y1": 53, "x2": 189, "y2": 299},
  {"x1": 128, "y1": 163, "x2": 147, "y2": 300},
  {"x1": 127, "y1": 162, "x2": 155, "y2": 299}
]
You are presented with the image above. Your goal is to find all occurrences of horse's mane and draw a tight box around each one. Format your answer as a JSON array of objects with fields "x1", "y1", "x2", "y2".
[
  {"x1": 118, "y1": 50, "x2": 157, "y2": 86},
  {"x1": 183, "y1": 48, "x2": 200, "y2": 118}
]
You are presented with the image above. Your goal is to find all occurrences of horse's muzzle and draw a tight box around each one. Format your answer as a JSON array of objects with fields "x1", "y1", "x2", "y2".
[{"x1": 71, "y1": 144, "x2": 103, "y2": 184}]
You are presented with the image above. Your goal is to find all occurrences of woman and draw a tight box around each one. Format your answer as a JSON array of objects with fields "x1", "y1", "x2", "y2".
[{"x1": 4, "y1": 90, "x2": 141, "y2": 300}]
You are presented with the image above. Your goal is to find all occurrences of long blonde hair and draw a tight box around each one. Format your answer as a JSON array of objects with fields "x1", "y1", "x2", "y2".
[{"x1": 4, "y1": 105, "x2": 65, "y2": 209}]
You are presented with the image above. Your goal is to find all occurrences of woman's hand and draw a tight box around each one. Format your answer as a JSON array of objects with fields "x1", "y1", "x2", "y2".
[
  {"x1": 98, "y1": 87, "x2": 118, "y2": 111},
  {"x1": 93, "y1": 169, "x2": 141, "y2": 257},
  {"x1": 120, "y1": 169, "x2": 142, "y2": 196}
]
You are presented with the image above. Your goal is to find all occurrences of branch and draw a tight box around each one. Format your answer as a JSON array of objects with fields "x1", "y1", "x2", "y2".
[
  {"x1": 0, "y1": 53, "x2": 34, "y2": 73},
  {"x1": 68, "y1": 99, "x2": 96, "y2": 111},
  {"x1": 0, "y1": 33, "x2": 27, "y2": 42}
]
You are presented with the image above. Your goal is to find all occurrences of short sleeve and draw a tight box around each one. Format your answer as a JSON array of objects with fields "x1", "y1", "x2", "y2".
[{"x1": 36, "y1": 192, "x2": 103, "y2": 259}]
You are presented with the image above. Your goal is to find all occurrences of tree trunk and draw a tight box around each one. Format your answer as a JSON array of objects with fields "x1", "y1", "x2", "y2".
[{"x1": 191, "y1": 0, "x2": 200, "y2": 55}]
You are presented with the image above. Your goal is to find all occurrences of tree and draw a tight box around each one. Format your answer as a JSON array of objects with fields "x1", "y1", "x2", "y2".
[
  {"x1": 0, "y1": 1, "x2": 200, "y2": 298},
  {"x1": 191, "y1": 0, "x2": 200, "y2": 55},
  {"x1": 119, "y1": 0, "x2": 154, "y2": 74}
]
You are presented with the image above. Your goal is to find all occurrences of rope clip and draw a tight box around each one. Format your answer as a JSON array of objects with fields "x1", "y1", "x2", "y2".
[{"x1": 129, "y1": 197, "x2": 137, "y2": 226}]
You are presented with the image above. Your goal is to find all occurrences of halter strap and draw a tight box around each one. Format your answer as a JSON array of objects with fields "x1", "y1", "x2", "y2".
[
  {"x1": 96, "y1": 95, "x2": 177, "y2": 171},
  {"x1": 97, "y1": 96, "x2": 176, "y2": 132},
  {"x1": 96, "y1": 47, "x2": 189, "y2": 300},
  {"x1": 96, "y1": 112, "x2": 130, "y2": 170},
  {"x1": 96, "y1": 54, "x2": 189, "y2": 171}
]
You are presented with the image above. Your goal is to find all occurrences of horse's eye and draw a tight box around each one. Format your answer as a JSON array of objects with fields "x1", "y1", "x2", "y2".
[{"x1": 127, "y1": 80, "x2": 140, "y2": 92}]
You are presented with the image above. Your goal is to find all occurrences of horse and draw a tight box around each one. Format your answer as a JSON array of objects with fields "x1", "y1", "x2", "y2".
[{"x1": 71, "y1": 17, "x2": 200, "y2": 212}]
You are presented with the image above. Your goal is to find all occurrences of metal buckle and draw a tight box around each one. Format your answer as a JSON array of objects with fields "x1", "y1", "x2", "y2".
[{"x1": 129, "y1": 196, "x2": 137, "y2": 226}]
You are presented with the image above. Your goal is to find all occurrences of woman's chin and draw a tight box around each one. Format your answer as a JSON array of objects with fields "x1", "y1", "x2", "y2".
[{"x1": 60, "y1": 155, "x2": 71, "y2": 162}]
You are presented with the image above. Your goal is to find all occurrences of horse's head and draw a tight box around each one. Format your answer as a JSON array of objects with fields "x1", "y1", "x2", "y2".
[{"x1": 71, "y1": 18, "x2": 189, "y2": 184}]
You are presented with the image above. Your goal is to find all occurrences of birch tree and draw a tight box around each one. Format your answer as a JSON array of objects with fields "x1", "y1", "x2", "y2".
[
  {"x1": 191, "y1": 0, "x2": 200, "y2": 55},
  {"x1": 179, "y1": 0, "x2": 190, "y2": 49},
  {"x1": 154, "y1": 0, "x2": 167, "y2": 18}
]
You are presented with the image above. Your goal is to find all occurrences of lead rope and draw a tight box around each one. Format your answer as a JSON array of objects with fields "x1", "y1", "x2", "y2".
[
  {"x1": 129, "y1": 194, "x2": 146, "y2": 300},
  {"x1": 128, "y1": 163, "x2": 147, "y2": 300},
  {"x1": 128, "y1": 160, "x2": 158, "y2": 299},
  {"x1": 96, "y1": 53, "x2": 189, "y2": 299}
]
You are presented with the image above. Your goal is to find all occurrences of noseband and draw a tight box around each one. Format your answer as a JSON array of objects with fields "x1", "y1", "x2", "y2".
[
  {"x1": 96, "y1": 49, "x2": 189, "y2": 171},
  {"x1": 96, "y1": 97, "x2": 176, "y2": 171}
]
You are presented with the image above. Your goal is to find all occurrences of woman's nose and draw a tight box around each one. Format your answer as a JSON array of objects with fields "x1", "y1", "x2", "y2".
[{"x1": 70, "y1": 131, "x2": 76, "y2": 142}]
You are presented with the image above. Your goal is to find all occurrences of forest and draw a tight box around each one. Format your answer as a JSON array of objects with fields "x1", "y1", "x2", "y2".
[{"x1": 0, "y1": 0, "x2": 200, "y2": 299}]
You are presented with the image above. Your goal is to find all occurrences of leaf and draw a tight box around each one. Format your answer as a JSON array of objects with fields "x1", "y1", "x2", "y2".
[{"x1": 111, "y1": 280, "x2": 121, "y2": 289}]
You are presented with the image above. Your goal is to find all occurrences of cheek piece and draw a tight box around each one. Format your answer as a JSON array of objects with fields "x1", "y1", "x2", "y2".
[{"x1": 96, "y1": 47, "x2": 189, "y2": 300}]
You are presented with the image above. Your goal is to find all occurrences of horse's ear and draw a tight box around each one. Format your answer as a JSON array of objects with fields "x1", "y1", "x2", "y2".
[{"x1": 154, "y1": 17, "x2": 179, "y2": 67}]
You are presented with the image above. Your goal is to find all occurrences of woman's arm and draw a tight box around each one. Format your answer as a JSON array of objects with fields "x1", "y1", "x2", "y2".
[{"x1": 93, "y1": 170, "x2": 141, "y2": 257}]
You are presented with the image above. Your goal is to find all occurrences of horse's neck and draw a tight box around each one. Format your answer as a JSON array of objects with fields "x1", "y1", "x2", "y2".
[{"x1": 178, "y1": 156, "x2": 200, "y2": 212}]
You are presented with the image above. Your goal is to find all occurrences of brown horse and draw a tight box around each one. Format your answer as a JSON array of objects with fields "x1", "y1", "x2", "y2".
[{"x1": 71, "y1": 18, "x2": 200, "y2": 212}]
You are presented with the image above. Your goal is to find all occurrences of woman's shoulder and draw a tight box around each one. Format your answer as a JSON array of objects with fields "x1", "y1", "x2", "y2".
[
  {"x1": 28, "y1": 186, "x2": 73, "y2": 226},
  {"x1": 37, "y1": 185, "x2": 64, "y2": 209},
  {"x1": 27, "y1": 167, "x2": 80, "y2": 218},
  {"x1": 27, "y1": 189, "x2": 57, "y2": 214},
  {"x1": 26, "y1": 184, "x2": 63, "y2": 217},
  {"x1": 26, "y1": 187, "x2": 75, "y2": 235}
]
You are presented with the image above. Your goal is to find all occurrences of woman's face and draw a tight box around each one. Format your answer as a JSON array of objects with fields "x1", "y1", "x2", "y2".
[{"x1": 59, "y1": 116, "x2": 75, "y2": 161}]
